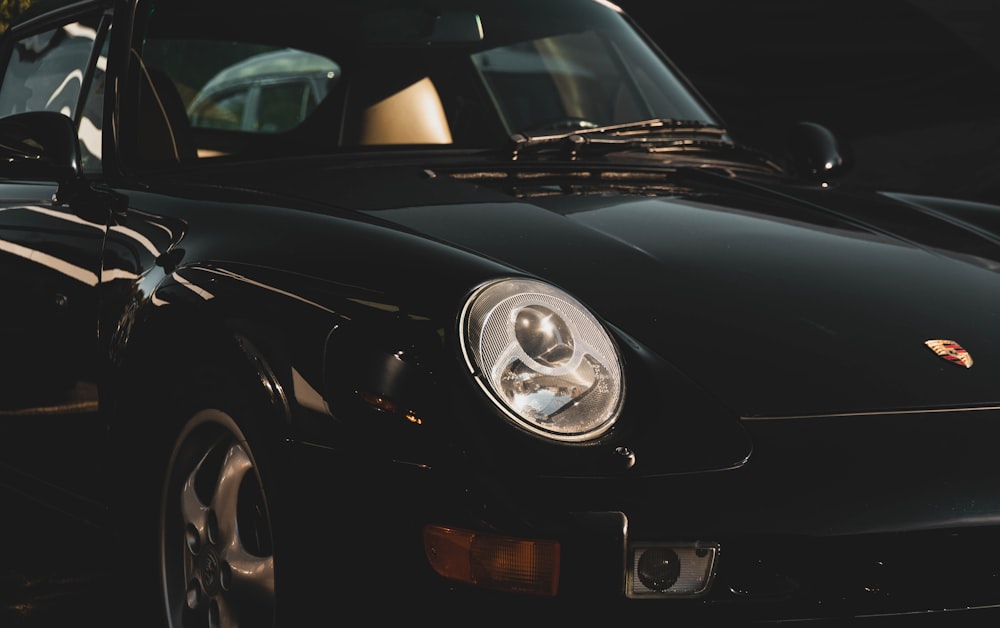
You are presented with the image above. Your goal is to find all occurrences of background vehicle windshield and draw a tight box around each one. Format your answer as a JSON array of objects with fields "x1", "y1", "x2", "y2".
[{"x1": 132, "y1": 0, "x2": 717, "y2": 162}]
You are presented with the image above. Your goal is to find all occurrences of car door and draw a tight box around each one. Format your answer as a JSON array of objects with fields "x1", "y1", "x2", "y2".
[{"x1": 0, "y1": 6, "x2": 112, "y2": 518}]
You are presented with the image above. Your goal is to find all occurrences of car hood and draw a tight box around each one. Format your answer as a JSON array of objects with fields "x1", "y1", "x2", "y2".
[{"x1": 207, "y1": 160, "x2": 1000, "y2": 417}]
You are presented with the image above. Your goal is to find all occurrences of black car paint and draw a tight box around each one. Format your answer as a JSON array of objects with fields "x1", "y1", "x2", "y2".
[
  {"x1": 181, "y1": 156, "x2": 1000, "y2": 417},
  {"x1": 1, "y1": 0, "x2": 1000, "y2": 625},
  {"x1": 10, "y1": 148, "x2": 1000, "y2": 621}
]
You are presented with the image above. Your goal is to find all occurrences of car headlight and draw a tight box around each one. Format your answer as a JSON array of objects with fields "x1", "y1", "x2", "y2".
[{"x1": 460, "y1": 278, "x2": 624, "y2": 442}]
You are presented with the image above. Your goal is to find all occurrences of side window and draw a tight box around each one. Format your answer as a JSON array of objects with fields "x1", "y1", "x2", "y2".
[
  {"x1": 190, "y1": 86, "x2": 250, "y2": 131},
  {"x1": 143, "y1": 41, "x2": 339, "y2": 136},
  {"x1": 189, "y1": 79, "x2": 319, "y2": 134},
  {"x1": 256, "y1": 80, "x2": 317, "y2": 133},
  {"x1": 132, "y1": 38, "x2": 338, "y2": 163},
  {"x1": 0, "y1": 15, "x2": 104, "y2": 119}
]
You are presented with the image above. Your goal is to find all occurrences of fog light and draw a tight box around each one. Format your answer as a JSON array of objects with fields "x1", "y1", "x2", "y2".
[
  {"x1": 423, "y1": 524, "x2": 560, "y2": 596},
  {"x1": 637, "y1": 547, "x2": 681, "y2": 591},
  {"x1": 627, "y1": 543, "x2": 719, "y2": 598}
]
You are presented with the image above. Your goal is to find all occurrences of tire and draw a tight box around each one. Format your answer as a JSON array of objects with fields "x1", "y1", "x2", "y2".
[{"x1": 160, "y1": 407, "x2": 276, "y2": 628}]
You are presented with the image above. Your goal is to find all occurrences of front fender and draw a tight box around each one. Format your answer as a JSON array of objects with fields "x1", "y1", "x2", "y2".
[{"x1": 111, "y1": 258, "x2": 469, "y2": 453}]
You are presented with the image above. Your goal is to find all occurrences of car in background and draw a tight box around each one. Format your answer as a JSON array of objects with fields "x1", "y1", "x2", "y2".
[
  {"x1": 187, "y1": 48, "x2": 339, "y2": 134},
  {"x1": 1, "y1": 0, "x2": 1000, "y2": 626}
]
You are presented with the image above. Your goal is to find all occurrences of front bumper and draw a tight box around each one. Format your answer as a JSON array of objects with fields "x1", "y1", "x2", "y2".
[{"x1": 284, "y1": 407, "x2": 1000, "y2": 623}]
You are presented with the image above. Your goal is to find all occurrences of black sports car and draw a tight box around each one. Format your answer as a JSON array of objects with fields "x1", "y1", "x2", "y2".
[{"x1": 1, "y1": 0, "x2": 999, "y2": 626}]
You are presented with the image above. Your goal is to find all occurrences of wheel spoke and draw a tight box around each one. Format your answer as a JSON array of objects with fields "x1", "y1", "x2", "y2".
[
  {"x1": 226, "y1": 546, "x2": 276, "y2": 602},
  {"x1": 210, "y1": 442, "x2": 253, "y2": 547},
  {"x1": 181, "y1": 459, "x2": 212, "y2": 586},
  {"x1": 181, "y1": 465, "x2": 210, "y2": 535},
  {"x1": 215, "y1": 596, "x2": 239, "y2": 628}
]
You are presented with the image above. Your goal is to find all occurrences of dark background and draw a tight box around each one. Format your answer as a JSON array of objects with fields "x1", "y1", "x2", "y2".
[{"x1": 619, "y1": 0, "x2": 1000, "y2": 204}]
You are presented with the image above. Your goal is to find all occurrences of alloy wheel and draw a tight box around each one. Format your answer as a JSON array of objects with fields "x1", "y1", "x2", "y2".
[{"x1": 161, "y1": 409, "x2": 276, "y2": 628}]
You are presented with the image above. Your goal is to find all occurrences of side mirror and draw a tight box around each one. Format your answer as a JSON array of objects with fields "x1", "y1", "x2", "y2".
[
  {"x1": 785, "y1": 121, "x2": 852, "y2": 182},
  {"x1": 0, "y1": 111, "x2": 80, "y2": 182}
]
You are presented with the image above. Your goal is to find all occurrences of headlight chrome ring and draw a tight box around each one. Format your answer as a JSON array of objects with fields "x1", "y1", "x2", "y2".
[{"x1": 460, "y1": 278, "x2": 624, "y2": 442}]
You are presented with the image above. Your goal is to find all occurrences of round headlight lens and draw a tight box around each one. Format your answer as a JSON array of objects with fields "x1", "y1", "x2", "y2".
[{"x1": 461, "y1": 278, "x2": 624, "y2": 441}]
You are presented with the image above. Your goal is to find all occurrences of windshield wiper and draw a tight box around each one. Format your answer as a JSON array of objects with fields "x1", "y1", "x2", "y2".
[{"x1": 509, "y1": 118, "x2": 732, "y2": 158}]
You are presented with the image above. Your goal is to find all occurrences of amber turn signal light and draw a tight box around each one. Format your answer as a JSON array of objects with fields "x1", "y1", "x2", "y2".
[{"x1": 423, "y1": 524, "x2": 560, "y2": 596}]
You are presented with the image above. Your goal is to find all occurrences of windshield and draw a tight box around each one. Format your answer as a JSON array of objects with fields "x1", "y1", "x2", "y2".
[{"x1": 129, "y1": 0, "x2": 718, "y2": 164}]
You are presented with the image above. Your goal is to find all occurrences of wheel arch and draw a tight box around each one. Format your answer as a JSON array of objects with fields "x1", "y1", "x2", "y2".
[
  {"x1": 108, "y1": 260, "x2": 469, "y2": 453},
  {"x1": 112, "y1": 303, "x2": 294, "y2": 434}
]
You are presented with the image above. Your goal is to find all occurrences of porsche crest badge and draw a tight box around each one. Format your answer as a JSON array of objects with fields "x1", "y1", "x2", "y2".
[{"x1": 924, "y1": 339, "x2": 973, "y2": 368}]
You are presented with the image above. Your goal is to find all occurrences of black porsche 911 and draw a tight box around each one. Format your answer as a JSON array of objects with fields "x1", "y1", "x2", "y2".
[{"x1": 1, "y1": 0, "x2": 999, "y2": 626}]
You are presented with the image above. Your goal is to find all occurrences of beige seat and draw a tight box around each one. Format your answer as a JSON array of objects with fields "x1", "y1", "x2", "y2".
[
  {"x1": 358, "y1": 76, "x2": 453, "y2": 145},
  {"x1": 341, "y1": 56, "x2": 454, "y2": 147}
]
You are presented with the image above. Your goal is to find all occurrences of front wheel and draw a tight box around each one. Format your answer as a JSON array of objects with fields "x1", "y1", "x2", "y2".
[{"x1": 160, "y1": 408, "x2": 276, "y2": 628}]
